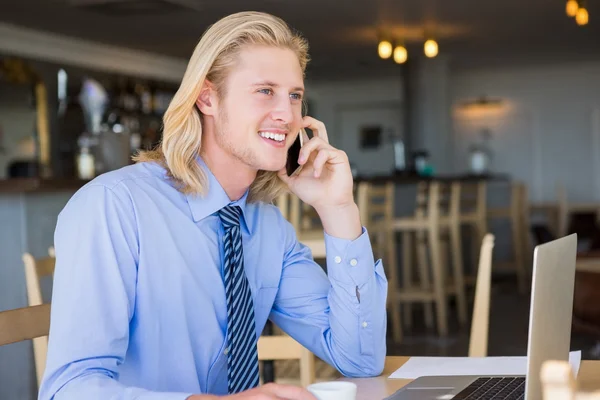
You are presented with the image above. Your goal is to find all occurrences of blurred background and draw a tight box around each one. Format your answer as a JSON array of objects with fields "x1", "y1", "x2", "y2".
[{"x1": 2, "y1": 0, "x2": 600, "y2": 398}]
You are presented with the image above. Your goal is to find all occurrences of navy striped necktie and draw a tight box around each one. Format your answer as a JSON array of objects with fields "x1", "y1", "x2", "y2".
[{"x1": 218, "y1": 205, "x2": 260, "y2": 394}]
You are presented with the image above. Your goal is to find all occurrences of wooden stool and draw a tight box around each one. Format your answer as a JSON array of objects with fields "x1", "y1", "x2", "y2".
[
  {"x1": 356, "y1": 181, "x2": 401, "y2": 341},
  {"x1": 358, "y1": 180, "x2": 468, "y2": 338},
  {"x1": 487, "y1": 182, "x2": 530, "y2": 293},
  {"x1": 458, "y1": 181, "x2": 488, "y2": 286}
]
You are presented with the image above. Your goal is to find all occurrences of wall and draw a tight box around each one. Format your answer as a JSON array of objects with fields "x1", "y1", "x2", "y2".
[
  {"x1": 305, "y1": 77, "x2": 405, "y2": 177},
  {"x1": 450, "y1": 61, "x2": 600, "y2": 203}
]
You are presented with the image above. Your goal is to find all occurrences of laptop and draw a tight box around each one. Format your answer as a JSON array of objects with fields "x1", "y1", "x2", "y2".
[{"x1": 386, "y1": 233, "x2": 578, "y2": 400}]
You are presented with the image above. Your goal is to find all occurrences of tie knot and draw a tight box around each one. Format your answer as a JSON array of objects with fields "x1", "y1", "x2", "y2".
[{"x1": 218, "y1": 205, "x2": 242, "y2": 229}]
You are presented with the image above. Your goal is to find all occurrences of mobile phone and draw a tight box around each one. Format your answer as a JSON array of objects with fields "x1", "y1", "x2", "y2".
[
  {"x1": 286, "y1": 131, "x2": 304, "y2": 176},
  {"x1": 286, "y1": 102, "x2": 308, "y2": 176}
]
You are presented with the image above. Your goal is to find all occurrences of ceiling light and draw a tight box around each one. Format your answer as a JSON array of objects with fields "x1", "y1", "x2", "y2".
[
  {"x1": 378, "y1": 40, "x2": 393, "y2": 59},
  {"x1": 576, "y1": 7, "x2": 589, "y2": 25},
  {"x1": 566, "y1": 0, "x2": 579, "y2": 17},
  {"x1": 424, "y1": 39, "x2": 439, "y2": 58},
  {"x1": 393, "y1": 46, "x2": 408, "y2": 64}
]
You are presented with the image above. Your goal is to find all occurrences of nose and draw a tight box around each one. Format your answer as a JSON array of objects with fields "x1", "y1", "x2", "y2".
[{"x1": 270, "y1": 94, "x2": 294, "y2": 124}]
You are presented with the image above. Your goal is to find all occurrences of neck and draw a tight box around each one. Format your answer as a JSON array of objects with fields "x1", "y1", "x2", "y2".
[{"x1": 200, "y1": 130, "x2": 256, "y2": 202}]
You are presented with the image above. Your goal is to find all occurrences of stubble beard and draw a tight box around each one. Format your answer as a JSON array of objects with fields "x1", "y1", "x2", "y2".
[{"x1": 215, "y1": 106, "x2": 261, "y2": 171}]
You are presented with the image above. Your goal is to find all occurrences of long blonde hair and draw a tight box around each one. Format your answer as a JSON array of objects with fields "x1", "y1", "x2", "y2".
[{"x1": 134, "y1": 11, "x2": 309, "y2": 203}]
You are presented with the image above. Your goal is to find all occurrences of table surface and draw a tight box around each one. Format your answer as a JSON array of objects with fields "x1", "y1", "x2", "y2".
[{"x1": 340, "y1": 356, "x2": 600, "y2": 400}]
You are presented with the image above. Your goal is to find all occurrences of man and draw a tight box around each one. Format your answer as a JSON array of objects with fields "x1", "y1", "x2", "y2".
[{"x1": 39, "y1": 11, "x2": 387, "y2": 400}]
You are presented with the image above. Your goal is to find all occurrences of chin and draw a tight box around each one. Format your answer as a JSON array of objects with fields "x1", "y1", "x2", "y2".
[
  {"x1": 258, "y1": 162, "x2": 286, "y2": 173},
  {"x1": 255, "y1": 156, "x2": 286, "y2": 172}
]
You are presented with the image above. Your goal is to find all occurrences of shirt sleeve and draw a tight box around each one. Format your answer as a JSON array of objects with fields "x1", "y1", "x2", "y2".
[
  {"x1": 269, "y1": 217, "x2": 388, "y2": 378},
  {"x1": 38, "y1": 184, "x2": 193, "y2": 400}
]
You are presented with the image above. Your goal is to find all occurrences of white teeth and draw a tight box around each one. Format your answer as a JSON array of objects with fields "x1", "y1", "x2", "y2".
[{"x1": 259, "y1": 131, "x2": 285, "y2": 142}]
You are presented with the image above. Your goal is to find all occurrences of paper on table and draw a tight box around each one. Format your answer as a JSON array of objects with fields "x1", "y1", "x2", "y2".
[{"x1": 389, "y1": 351, "x2": 581, "y2": 380}]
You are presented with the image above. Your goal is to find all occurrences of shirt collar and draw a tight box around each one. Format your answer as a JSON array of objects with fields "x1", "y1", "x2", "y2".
[{"x1": 185, "y1": 157, "x2": 253, "y2": 234}]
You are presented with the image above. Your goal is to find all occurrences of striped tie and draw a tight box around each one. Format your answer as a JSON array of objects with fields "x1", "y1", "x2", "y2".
[{"x1": 218, "y1": 205, "x2": 260, "y2": 394}]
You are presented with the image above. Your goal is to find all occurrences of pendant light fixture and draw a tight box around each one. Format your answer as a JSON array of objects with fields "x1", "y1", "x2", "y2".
[
  {"x1": 424, "y1": 39, "x2": 439, "y2": 58},
  {"x1": 378, "y1": 40, "x2": 393, "y2": 59},
  {"x1": 566, "y1": 0, "x2": 579, "y2": 17},
  {"x1": 393, "y1": 45, "x2": 408, "y2": 64}
]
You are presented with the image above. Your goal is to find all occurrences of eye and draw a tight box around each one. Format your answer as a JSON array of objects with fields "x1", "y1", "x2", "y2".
[
  {"x1": 258, "y1": 88, "x2": 274, "y2": 96},
  {"x1": 290, "y1": 92, "x2": 303, "y2": 101}
]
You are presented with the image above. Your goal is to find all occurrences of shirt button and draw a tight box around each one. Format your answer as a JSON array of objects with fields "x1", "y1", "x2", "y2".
[
  {"x1": 224, "y1": 347, "x2": 229, "y2": 355},
  {"x1": 350, "y1": 258, "x2": 358, "y2": 267},
  {"x1": 334, "y1": 256, "x2": 342, "y2": 264},
  {"x1": 362, "y1": 321, "x2": 368, "y2": 328}
]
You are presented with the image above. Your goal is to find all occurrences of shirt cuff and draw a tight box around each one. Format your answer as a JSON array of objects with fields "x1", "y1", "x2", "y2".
[{"x1": 324, "y1": 227, "x2": 377, "y2": 287}]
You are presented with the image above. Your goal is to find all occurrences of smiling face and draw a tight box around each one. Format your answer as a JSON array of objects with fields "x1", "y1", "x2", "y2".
[{"x1": 207, "y1": 45, "x2": 305, "y2": 174}]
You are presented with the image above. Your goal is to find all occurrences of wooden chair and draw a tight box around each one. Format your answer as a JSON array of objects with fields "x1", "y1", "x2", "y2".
[
  {"x1": 22, "y1": 251, "x2": 55, "y2": 386},
  {"x1": 257, "y1": 335, "x2": 316, "y2": 387},
  {"x1": 0, "y1": 304, "x2": 51, "y2": 346},
  {"x1": 0, "y1": 304, "x2": 51, "y2": 390},
  {"x1": 541, "y1": 360, "x2": 600, "y2": 400},
  {"x1": 468, "y1": 233, "x2": 495, "y2": 357}
]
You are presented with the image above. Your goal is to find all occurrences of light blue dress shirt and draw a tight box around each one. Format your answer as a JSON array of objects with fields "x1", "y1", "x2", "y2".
[{"x1": 39, "y1": 159, "x2": 387, "y2": 400}]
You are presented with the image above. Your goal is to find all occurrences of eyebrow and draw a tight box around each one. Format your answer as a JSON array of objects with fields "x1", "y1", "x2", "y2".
[{"x1": 251, "y1": 81, "x2": 304, "y2": 92}]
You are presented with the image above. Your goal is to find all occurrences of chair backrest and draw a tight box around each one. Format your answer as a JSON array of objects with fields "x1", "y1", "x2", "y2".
[
  {"x1": 541, "y1": 360, "x2": 600, "y2": 400},
  {"x1": 356, "y1": 181, "x2": 394, "y2": 232},
  {"x1": 22, "y1": 252, "x2": 55, "y2": 387},
  {"x1": 0, "y1": 304, "x2": 50, "y2": 346},
  {"x1": 257, "y1": 335, "x2": 315, "y2": 387},
  {"x1": 468, "y1": 233, "x2": 495, "y2": 357},
  {"x1": 356, "y1": 181, "x2": 395, "y2": 261}
]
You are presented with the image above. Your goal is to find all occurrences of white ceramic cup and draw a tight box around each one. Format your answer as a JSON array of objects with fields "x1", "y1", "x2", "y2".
[{"x1": 306, "y1": 381, "x2": 357, "y2": 400}]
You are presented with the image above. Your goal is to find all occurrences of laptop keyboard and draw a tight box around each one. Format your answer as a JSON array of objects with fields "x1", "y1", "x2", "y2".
[{"x1": 453, "y1": 377, "x2": 526, "y2": 400}]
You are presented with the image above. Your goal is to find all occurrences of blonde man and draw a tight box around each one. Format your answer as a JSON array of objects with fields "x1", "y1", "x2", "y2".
[{"x1": 40, "y1": 11, "x2": 387, "y2": 400}]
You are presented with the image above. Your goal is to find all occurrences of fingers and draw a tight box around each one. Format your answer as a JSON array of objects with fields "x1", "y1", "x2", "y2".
[
  {"x1": 261, "y1": 383, "x2": 317, "y2": 400},
  {"x1": 298, "y1": 136, "x2": 330, "y2": 166},
  {"x1": 312, "y1": 148, "x2": 332, "y2": 178},
  {"x1": 302, "y1": 116, "x2": 328, "y2": 144}
]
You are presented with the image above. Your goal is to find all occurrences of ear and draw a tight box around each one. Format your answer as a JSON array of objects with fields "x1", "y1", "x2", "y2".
[{"x1": 195, "y1": 80, "x2": 218, "y2": 116}]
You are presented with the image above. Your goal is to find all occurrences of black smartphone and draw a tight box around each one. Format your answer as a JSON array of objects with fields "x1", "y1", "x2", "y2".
[
  {"x1": 286, "y1": 131, "x2": 304, "y2": 176},
  {"x1": 287, "y1": 102, "x2": 308, "y2": 176}
]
